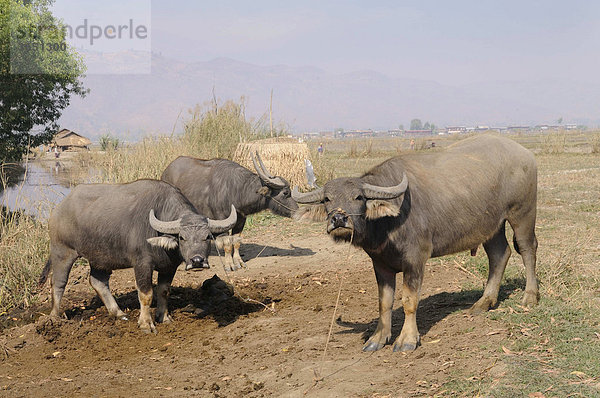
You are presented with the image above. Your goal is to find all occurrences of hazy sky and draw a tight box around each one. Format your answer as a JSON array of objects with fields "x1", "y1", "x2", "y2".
[
  {"x1": 147, "y1": 0, "x2": 600, "y2": 85},
  {"x1": 50, "y1": 0, "x2": 600, "y2": 84}
]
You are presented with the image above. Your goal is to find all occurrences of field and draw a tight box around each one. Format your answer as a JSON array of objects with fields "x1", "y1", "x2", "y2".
[{"x1": 1, "y1": 132, "x2": 599, "y2": 397}]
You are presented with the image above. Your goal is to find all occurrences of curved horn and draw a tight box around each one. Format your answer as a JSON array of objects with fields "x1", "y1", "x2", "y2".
[
  {"x1": 255, "y1": 151, "x2": 274, "y2": 178},
  {"x1": 362, "y1": 172, "x2": 408, "y2": 200},
  {"x1": 149, "y1": 209, "x2": 181, "y2": 234},
  {"x1": 292, "y1": 186, "x2": 325, "y2": 204},
  {"x1": 251, "y1": 151, "x2": 286, "y2": 189},
  {"x1": 208, "y1": 204, "x2": 238, "y2": 234}
]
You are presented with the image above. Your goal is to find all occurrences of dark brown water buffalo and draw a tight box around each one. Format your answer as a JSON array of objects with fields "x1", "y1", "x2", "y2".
[
  {"x1": 161, "y1": 153, "x2": 298, "y2": 271},
  {"x1": 38, "y1": 179, "x2": 237, "y2": 333},
  {"x1": 293, "y1": 134, "x2": 538, "y2": 352}
]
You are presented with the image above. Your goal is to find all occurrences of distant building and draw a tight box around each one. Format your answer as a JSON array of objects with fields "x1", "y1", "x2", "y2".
[
  {"x1": 445, "y1": 126, "x2": 467, "y2": 134},
  {"x1": 52, "y1": 129, "x2": 91, "y2": 151}
]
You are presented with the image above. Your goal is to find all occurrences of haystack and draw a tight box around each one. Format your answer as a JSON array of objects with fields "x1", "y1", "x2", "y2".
[{"x1": 233, "y1": 137, "x2": 311, "y2": 189}]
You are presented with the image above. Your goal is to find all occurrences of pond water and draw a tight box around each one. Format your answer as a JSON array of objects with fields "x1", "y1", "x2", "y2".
[{"x1": 0, "y1": 161, "x2": 73, "y2": 219}]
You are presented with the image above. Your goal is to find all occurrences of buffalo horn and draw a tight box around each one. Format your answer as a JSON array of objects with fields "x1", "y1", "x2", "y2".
[
  {"x1": 149, "y1": 209, "x2": 181, "y2": 234},
  {"x1": 208, "y1": 204, "x2": 238, "y2": 234},
  {"x1": 362, "y1": 172, "x2": 408, "y2": 200},
  {"x1": 251, "y1": 151, "x2": 286, "y2": 189},
  {"x1": 291, "y1": 186, "x2": 325, "y2": 204}
]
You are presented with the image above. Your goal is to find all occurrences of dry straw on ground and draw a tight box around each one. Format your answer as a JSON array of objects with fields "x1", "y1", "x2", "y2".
[{"x1": 233, "y1": 137, "x2": 312, "y2": 190}]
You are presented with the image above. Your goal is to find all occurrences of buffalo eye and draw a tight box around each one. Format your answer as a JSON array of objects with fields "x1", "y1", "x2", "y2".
[
  {"x1": 323, "y1": 196, "x2": 330, "y2": 203},
  {"x1": 179, "y1": 236, "x2": 186, "y2": 242},
  {"x1": 354, "y1": 195, "x2": 365, "y2": 201}
]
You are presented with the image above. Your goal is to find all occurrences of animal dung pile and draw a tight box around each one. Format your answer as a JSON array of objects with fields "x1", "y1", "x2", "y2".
[{"x1": 233, "y1": 137, "x2": 312, "y2": 189}]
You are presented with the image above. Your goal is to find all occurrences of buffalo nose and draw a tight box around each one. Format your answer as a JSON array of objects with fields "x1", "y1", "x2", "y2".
[
  {"x1": 331, "y1": 213, "x2": 348, "y2": 228},
  {"x1": 191, "y1": 255, "x2": 205, "y2": 266}
]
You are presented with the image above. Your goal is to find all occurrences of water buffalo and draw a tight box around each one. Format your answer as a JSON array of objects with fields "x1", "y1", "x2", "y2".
[
  {"x1": 293, "y1": 134, "x2": 538, "y2": 352},
  {"x1": 161, "y1": 153, "x2": 298, "y2": 271},
  {"x1": 38, "y1": 179, "x2": 237, "y2": 333}
]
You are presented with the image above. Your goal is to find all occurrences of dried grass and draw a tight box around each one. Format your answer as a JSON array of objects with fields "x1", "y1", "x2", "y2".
[{"x1": 233, "y1": 137, "x2": 312, "y2": 189}]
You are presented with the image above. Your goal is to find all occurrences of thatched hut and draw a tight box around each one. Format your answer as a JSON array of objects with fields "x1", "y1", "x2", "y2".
[
  {"x1": 52, "y1": 129, "x2": 91, "y2": 151},
  {"x1": 233, "y1": 137, "x2": 312, "y2": 190}
]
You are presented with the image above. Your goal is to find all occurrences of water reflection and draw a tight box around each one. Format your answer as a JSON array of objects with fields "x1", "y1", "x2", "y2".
[{"x1": 0, "y1": 161, "x2": 73, "y2": 219}]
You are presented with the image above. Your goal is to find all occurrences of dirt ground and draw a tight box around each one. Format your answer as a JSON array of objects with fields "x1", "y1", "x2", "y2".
[{"x1": 0, "y1": 217, "x2": 518, "y2": 397}]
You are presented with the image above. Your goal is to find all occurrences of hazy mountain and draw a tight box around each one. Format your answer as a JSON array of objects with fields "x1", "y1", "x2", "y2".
[{"x1": 58, "y1": 53, "x2": 600, "y2": 140}]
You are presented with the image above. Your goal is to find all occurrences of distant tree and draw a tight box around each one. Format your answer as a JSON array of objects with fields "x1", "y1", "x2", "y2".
[
  {"x1": 410, "y1": 119, "x2": 423, "y2": 130},
  {"x1": 429, "y1": 123, "x2": 436, "y2": 132},
  {"x1": 557, "y1": 117, "x2": 563, "y2": 125},
  {"x1": 398, "y1": 124, "x2": 404, "y2": 131},
  {"x1": 423, "y1": 122, "x2": 430, "y2": 130},
  {"x1": 0, "y1": 0, "x2": 87, "y2": 163}
]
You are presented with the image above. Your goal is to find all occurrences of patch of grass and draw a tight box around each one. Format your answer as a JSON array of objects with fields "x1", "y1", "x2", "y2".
[{"x1": 0, "y1": 208, "x2": 48, "y2": 313}]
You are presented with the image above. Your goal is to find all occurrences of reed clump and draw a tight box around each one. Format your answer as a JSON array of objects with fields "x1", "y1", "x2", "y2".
[
  {"x1": 86, "y1": 98, "x2": 283, "y2": 184},
  {"x1": 541, "y1": 131, "x2": 567, "y2": 154},
  {"x1": 0, "y1": 206, "x2": 49, "y2": 313}
]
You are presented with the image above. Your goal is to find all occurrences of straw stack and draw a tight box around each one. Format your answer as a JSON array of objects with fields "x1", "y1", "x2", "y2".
[{"x1": 233, "y1": 137, "x2": 311, "y2": 189}]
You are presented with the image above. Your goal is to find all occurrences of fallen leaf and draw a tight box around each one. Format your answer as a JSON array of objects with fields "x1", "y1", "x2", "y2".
[
  {"x1": 52, "y1": 351, "x2": 61, "y2": 357},
  {"x1": 314, "y1": 281, "x2": 322, "y2": 286},
  {"x1": 60, "y1": 378, "x2": 73, "y2": 382},
  {"x1": 358, "y1": 289, "x2": 366, "y2": 294},
  {"x1": 570, "y1": 371, "x2": 586, "y2": 379},
  {"x1": 427, "y1": 339, "x2": 441, "y2": 344}
]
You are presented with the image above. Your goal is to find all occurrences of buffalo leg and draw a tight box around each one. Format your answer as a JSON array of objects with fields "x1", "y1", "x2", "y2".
[
  {"x1": 89, "y1": 267, "x2": 128, "y2": 320},
  {"x1": 392, "y1": 267, "x2": 423, "y2": 352},
  {"x1": 232, "y1": 235, "x2": 246, "y2": 269},
  {"x1": 48, "y1": 245, "x2": 78, "y2": 317},
  {"x1": 509, "y1": 211, "x2": 539, "y2": 306},
  {"x1": 155, "y1": 269, "x2": 176, "y2": 324},
  {"x1": 215, "y1": 235, "x2": 235, "y2": 272},
  {"x1": 363, "y1": 263, "x2": 396, "y2": 351},
  {"x1": 469, "y1": 223, "x2": 511, "y2": 314},
  {"x1": 135, "y1": 265, "x2": 156, "y2": 333}
]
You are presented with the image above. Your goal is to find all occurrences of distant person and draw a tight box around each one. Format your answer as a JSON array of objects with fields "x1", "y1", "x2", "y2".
[
  {"x1": 54, "y1": 146, "x2": 60, "y2": 158},
  {"x1": 317, "y1": 143, "x2": 324, "y2": 156},
  {"x1": 410, "y1": 139, "x2": 415, "y2": 150},
  {"x1": 431, "y1": 142, "x2": 436, "y2": 148}
]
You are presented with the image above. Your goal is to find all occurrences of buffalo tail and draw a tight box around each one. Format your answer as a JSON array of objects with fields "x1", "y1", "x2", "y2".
[
  {"x1": 513, "y1": 236, "x2": 521, "y2": 255},
  {"x1": 38, "y1": 259, "x2": 51, "y2": 287}
]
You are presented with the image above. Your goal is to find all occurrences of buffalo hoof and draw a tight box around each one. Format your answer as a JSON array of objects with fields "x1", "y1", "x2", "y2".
[
  {"x1": 393, "y1": 342, "x2": 417, "y2": 352},
  {"x1": 362, "y1": 341, "x2": 385, "y2": 352},
  {"x1": 232, "y1": 258, "x2": 246, "y2": 270},
  {"x1": 521, "y1": 290, "x2": 539, "y2": 307},
  {"x1": 139, "y1": 320, "x2": 157, "y2": 334},
  {"x1": 468, "y1": 296, "x2": 495, "y2": 315},
  {"x1": 155, "y1": 313, "x2": 173, "y2": 324}
]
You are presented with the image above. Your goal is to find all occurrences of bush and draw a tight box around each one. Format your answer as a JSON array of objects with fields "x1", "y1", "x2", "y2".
[{"x1": 99, "y1": 134, "x2": 120, "y2": 151}]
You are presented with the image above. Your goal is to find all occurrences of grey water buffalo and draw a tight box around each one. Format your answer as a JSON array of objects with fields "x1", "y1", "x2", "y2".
[
  {"x1": 293, "y1": 134, "x2": 538, "y2": 352},
  {"x1": 38, "y1": 179, "x2": 237, "y2": 333},
  {"x1": 161, "y1": 153, "x2": 298, "y2": 271}
]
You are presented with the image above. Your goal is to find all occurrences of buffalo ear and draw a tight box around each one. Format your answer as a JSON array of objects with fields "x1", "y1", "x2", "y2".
[
  {"x1": 294, "y1": 204, "x2": 327, "y2": 222},
  {"x1": 257, "y1": 186, "x2": 271, "y2": 196},
  {"x1": 147, "y1": 236, "x2": 179, "y2": 250},
  {"x1": 365, "y1": 200, "x2": 400, "y2": 220}
]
